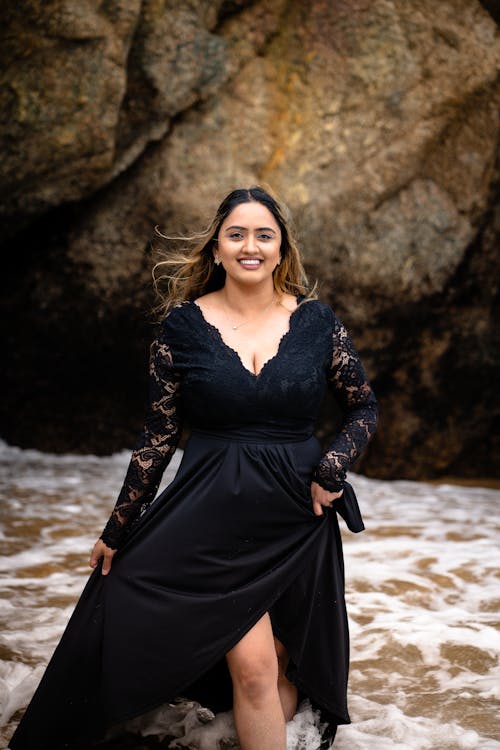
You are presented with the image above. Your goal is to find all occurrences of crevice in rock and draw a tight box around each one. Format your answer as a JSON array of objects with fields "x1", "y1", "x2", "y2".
[{"x1": 217, "y1": 0, "x2": 259, "y2": 24}]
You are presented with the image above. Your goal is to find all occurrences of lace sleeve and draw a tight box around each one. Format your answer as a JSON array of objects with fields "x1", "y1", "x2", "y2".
[
  {"x1": 100, "y1": 323, "x2": 183, "y2": 549},
  {"x1": 312, "y1": 314, "x2": 378, "y2": 492}
]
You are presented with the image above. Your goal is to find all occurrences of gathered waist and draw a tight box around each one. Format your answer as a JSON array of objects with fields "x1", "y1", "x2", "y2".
[{"x1": 190, "y1": 424, "x2": 315, "y2": 445}]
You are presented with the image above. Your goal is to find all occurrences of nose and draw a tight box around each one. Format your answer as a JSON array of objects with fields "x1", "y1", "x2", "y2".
[{"x1": 243, "y1": 233, "x2": 258, "y2": 253}]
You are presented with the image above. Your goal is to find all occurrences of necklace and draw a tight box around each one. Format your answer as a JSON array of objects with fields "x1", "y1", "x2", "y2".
[{"x1": 222, "y1": 292, "x2": 276, "y2": 330}]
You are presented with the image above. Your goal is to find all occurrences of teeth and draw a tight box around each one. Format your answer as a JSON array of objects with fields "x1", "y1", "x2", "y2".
[{"x1": 239, "y1": 259, "x2": 261, "y2": 265}]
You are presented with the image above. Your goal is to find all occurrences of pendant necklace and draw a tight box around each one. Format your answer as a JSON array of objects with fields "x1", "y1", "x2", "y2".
[{"x1": 223, "y1": 292, "x2": 276, "y2": 331}]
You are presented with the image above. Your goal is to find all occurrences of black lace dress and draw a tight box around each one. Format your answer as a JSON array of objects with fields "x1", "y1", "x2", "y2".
[{"x1": 9, "y1": 298, "x2": 378, "y2": 750}]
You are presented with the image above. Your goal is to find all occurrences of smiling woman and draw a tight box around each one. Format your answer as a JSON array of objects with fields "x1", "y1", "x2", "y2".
[
  {"x1": 9, "y1": 186, "x2": 378, "y2": 750},
  {"x1": 197, "y1": 201, "x2": 292, "y2": 377}
]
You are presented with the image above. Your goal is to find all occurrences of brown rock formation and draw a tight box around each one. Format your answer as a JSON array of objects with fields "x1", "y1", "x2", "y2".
[
  {"x1": 0, "y1": 0, "x2": 228, "y2": 232},
  {"x1": 1, "y1": 0, "x2": 499, "y2": 480}
]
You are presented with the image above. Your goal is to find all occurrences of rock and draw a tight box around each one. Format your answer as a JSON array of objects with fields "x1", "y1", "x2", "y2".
[
  {"x1": 153, "y1": 0, "x2": 498, "y2": 324},
  {"x1": 0, "y1": 0, "x2": 228, "y2": 235},
  {"x1": 0, "y1": 0, "x2": 137, "y2": 230},
  {"x1": 1, "y1": 0, "x2": 499, "y2": 480}
]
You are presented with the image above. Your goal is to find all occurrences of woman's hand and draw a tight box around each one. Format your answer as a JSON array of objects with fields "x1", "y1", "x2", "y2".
[
  {"x1": 311, "y1": 481, "x2": 343, "y2": 517},
  {"x1": 89, "y1": 539, "x2": 117, "y2": 576}
]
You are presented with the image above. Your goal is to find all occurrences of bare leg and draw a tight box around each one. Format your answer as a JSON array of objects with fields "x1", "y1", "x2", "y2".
[
  {"x1": 226, "y1": 613, "x2": 286, "y2": 750},
  {"x1": 274, "y1": 636, "x2": 298, "y2": 721}
]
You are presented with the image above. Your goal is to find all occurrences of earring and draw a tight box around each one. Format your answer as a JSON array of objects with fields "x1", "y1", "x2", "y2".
[{"x1": 214, "y1": 254, "x2": 221, "y2": 266}]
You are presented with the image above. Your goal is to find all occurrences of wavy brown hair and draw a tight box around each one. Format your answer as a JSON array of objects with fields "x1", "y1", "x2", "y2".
[{"x1": 152, "y1": 186, "x2": 316, "y2": 318}]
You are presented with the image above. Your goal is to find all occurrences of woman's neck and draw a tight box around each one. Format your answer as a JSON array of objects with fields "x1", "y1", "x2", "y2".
[{"x1": 221, "y1": 280, "x2": 277, "y2": 315}]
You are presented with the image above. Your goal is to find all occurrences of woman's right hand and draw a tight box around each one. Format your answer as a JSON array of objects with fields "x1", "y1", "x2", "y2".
[{"x1": 89, "y1": 539, "x2": 117, "y2": 576}]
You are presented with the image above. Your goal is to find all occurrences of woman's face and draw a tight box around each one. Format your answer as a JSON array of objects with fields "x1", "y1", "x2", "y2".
[{"x1": 216, "y1": 201, "x2": 282, "y2": 285}]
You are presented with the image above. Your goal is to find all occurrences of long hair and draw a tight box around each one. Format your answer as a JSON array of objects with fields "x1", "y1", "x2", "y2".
[{"x1": 152, "y1": 186, "x2": 315, "y2": 318}]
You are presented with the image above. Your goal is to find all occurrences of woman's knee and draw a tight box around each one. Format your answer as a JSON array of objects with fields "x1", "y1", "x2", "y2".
[
  {"x1": 226, "y1": 614, "x2": 279, "y2": 701},
  {"x1": 227, "y1": 612, "x2": 278, "y2": 700},
  {"x1": 229, "y1": 650, "x2": 279, "y2": 700}
]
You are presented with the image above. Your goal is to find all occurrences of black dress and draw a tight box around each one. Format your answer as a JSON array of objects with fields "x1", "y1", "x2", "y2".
[{"x1": 9, "y1": 298, "x2": 378, "y2": 750}]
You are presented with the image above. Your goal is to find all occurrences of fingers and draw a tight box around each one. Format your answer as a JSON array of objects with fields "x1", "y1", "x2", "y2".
[
  {"x1": 101, "y1": 548, "x2": 115, "y2": 576},
  {"x1": 89, "y1": 542, "x2": 101, "y2": 569},
  {"x1": 312, "y1": 499, "x2": 324, "y2": 517},
  {"x1": 89, "y1": 540, "x2": 116, "y2": 576},
  {"x1": 310, "y1": 481, "x2": 344, "y2": 516}
]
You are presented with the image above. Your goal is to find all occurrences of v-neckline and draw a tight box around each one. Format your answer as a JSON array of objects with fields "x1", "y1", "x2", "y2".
[{"x1": 191, "y1": 297, "x2": 302, "y2": 379}]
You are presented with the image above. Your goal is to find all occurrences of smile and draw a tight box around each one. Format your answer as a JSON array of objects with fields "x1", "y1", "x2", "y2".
[{"x1": 238, "y1": 259, "x2": 263, "y2": 268}]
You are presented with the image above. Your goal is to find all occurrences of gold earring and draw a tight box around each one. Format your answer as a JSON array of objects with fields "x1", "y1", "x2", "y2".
[{"x1": 214, "y1": 254, "x2": 221, "y2": 265}]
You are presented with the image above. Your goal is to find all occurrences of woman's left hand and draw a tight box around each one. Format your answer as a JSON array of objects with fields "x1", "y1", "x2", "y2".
[{"x1": 311, "y1": 481, "x2": 343, "y2": 517}]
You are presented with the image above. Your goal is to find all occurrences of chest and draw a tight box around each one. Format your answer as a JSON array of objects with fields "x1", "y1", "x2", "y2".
[
  {"x1": 172, "y1": 305, "x2": 333, "y2": 425},
  {"x1": 217, "y1": 321, "x2": 292, "y2": 377}
]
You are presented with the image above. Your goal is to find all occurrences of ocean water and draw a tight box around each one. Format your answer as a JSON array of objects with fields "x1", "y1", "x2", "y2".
[{"x1": 0, "y1": 438, "x2": 499, "y2": 749}]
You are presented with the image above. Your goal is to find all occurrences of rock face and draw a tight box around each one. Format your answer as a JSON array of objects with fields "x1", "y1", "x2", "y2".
[
  {"x1": 0, "y1": 0, "x2": 227, "y2": 232},
  {"x1": 1, "y1": 0, "x2": 499, "y2": 480}
]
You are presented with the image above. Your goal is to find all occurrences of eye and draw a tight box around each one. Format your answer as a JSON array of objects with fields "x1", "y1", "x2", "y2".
[
  {"x1": 228, "y1": 232, "x2": 244, "y2": 240},
  {"x1": 258, "y1": 233, "x2": 273, "y2": 241}
]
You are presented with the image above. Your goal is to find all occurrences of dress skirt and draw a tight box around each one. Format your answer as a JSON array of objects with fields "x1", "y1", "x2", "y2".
[{"x1": 9, "y1": 428, "x2": 351, "y2": 750}]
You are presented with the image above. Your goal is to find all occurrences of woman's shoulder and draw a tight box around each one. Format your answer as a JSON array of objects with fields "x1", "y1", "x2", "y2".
[
  {"x1": 193, "y1": 291, "x2": 220, "y2": 305},
  {"x1": 157, "y1": 300, "x2": 196, "y2": 336},
  {"x1": 279, "y1": 292, "x2": 300, "y2": 313},
  {"x1": 191, "y1": 291, "x2": 224, "y2": 317},
  {"x1": 298, "y1": 296, "x2": 339, "y2": 326}
]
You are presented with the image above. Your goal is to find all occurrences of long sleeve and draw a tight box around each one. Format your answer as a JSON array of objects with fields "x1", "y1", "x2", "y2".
[
  {"x1": 100, "y1": 322, "x2": 183, "y2": 549},
  {"x1": 312, "y1": 313, "x2": 378, "y2": 492}
]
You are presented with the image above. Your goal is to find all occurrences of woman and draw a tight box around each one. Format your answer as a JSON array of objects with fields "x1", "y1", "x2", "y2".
[{"x1": 9, "y1": 186, "x2": 378, "y2": 750}]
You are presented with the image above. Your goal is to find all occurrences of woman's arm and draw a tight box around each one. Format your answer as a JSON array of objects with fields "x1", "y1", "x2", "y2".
[
  {"x1": 312, "y1": 313, "x2": 378, "y2": 492},
  {"x1": 92, "y1": 320, "x2": 183, "y2": 564}
]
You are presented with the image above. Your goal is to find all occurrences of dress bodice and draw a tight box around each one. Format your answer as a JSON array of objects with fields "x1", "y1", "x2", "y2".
[{"x1": 165, "y1": 300, "x2": 332, "y2": 437}]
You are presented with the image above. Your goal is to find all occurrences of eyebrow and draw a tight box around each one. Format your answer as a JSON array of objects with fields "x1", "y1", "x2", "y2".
[{"x1": 224, "y1": 225, "x2": 277, "y2": 233}]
